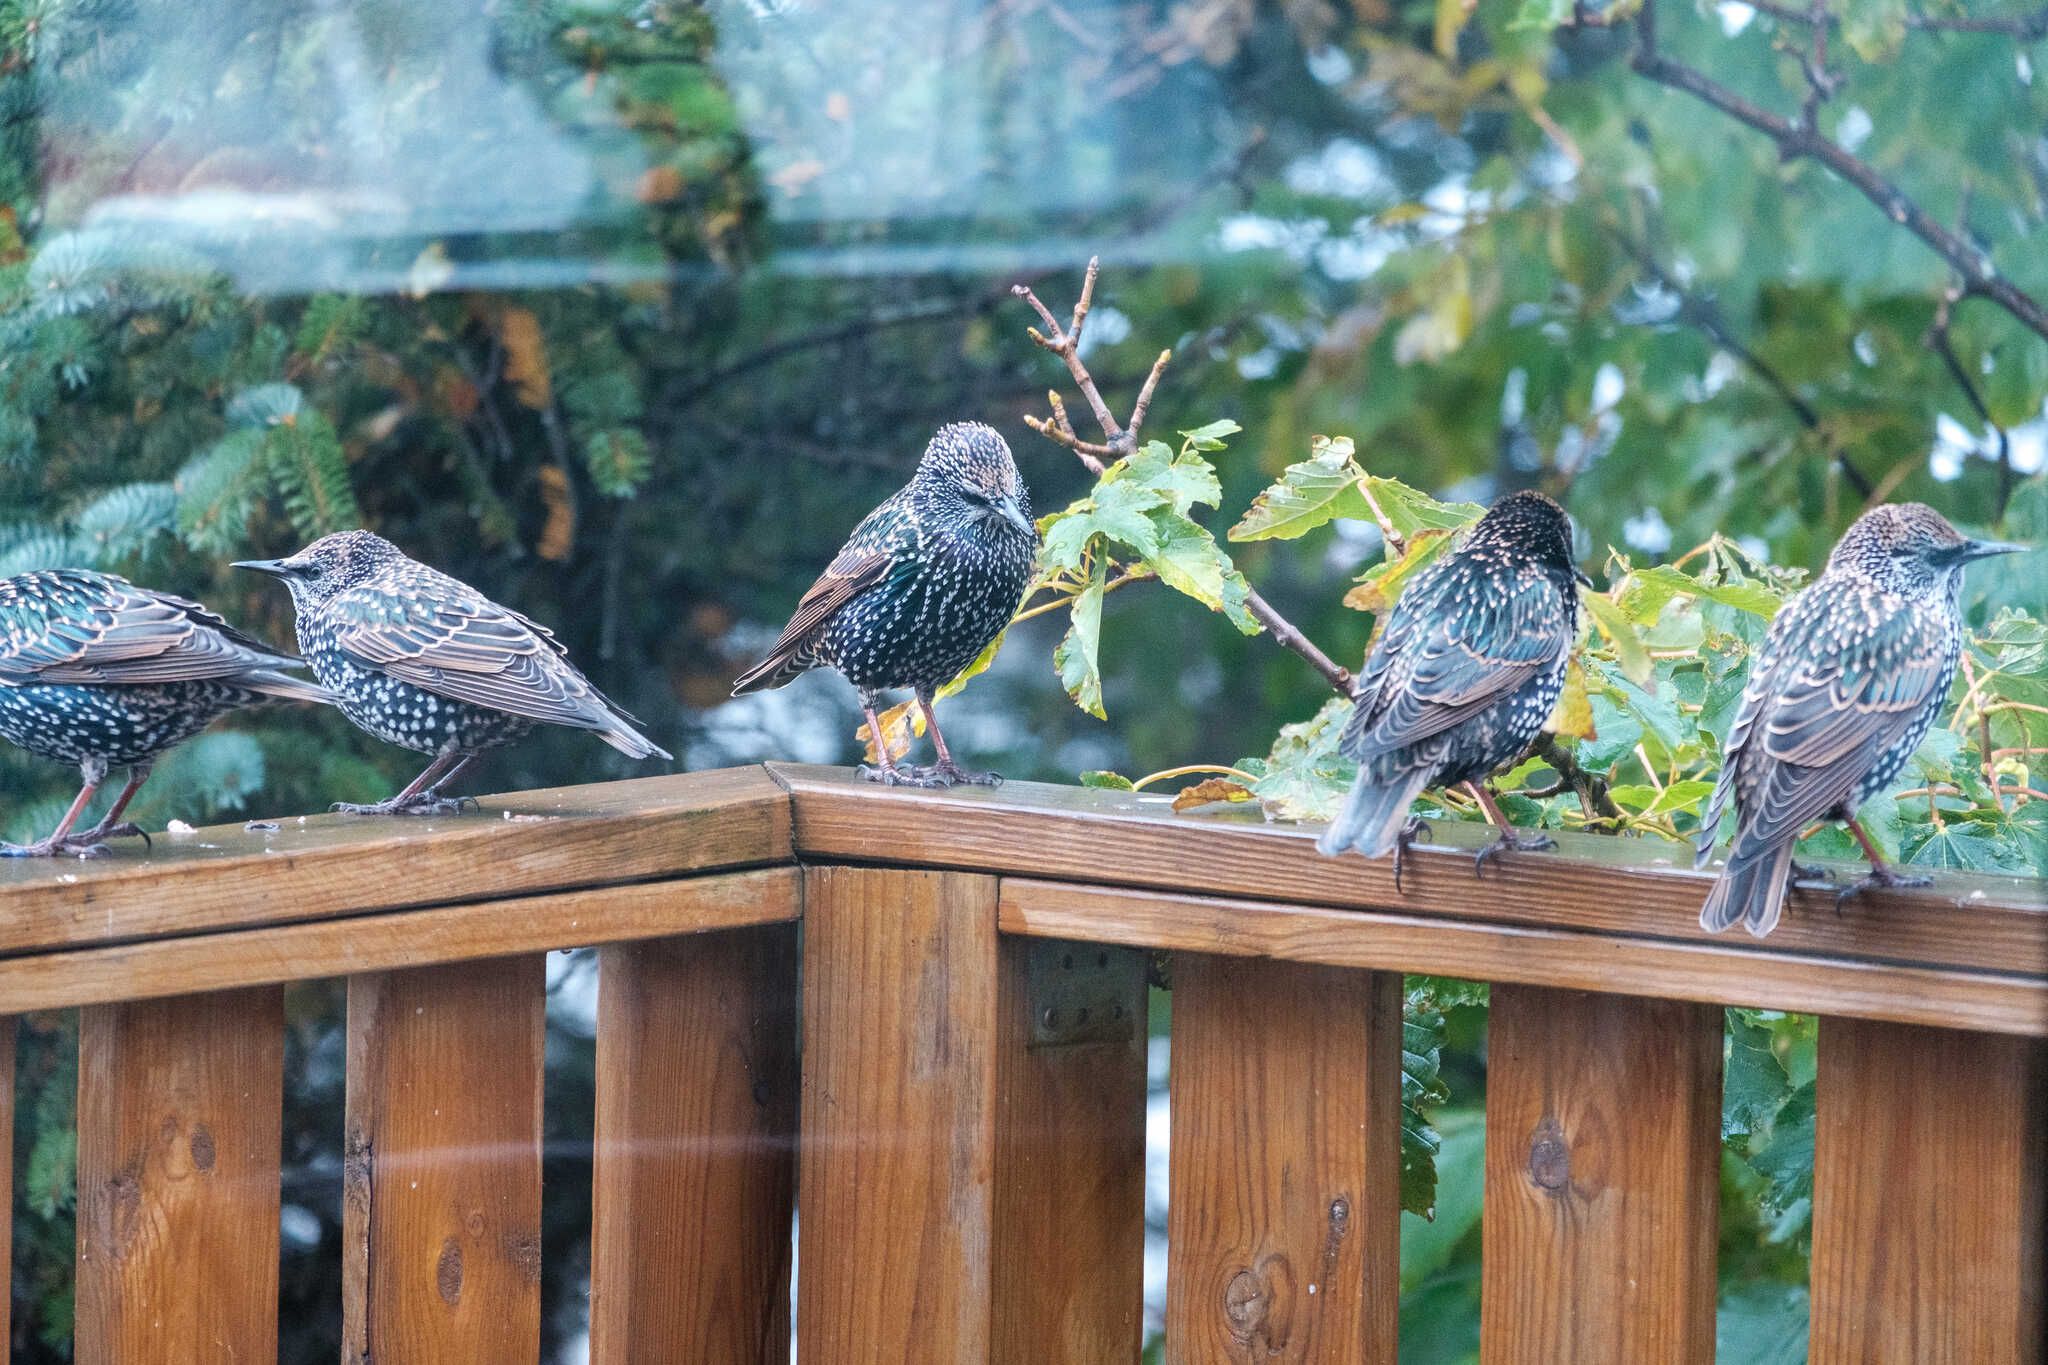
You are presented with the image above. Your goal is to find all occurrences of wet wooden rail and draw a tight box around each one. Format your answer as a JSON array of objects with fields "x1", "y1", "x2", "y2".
[{"x1": 0, "y1": 762, "x2": 2041, "y2": 1362}]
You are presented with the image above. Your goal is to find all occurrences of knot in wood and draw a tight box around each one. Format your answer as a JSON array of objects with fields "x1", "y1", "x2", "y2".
[
  {"x1": 436, "y1": 1236, "x2": 464, "y2": 1306},
  {"x1": 188, "y1": 1123, "x2": 217, "y2": 1174},
  {"x1": 1528, "y1": 1116, "x2": 1571, "y2": 1192},
  {"x1": 1222, "y1": 1255, "x2": 1296, "y2": 1349}
]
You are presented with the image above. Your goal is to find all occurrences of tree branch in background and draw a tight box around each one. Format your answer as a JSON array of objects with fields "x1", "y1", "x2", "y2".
[
  {"x1": 1013, "y1": 259, "x2": 1355, "y2": 693},
  {"x1": 1533, "y1": 734, "x2": 1624, "y2": 825},
  {"x1": 1599, "y1": 218, "x2": 1877, "y2": 499},
  {"x1": 1926, "y1": 284, "x2": 2018, "y2": 518},
  {"x1": 1742, "y1": 0, "x2": 2048, "y2": 39},
  {"x1": 1630, "y1": 0, "x2": 2048, "y2": 344}
]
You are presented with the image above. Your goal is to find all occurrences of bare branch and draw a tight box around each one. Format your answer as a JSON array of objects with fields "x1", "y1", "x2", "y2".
[
  {"x1": 1744, "y1": 0, "x2": 2048, "y2": 38},
  {"x1": 1631, "y1": 0, "x2": 2048, "y2": 344},
  {"x1": 1012, "y1": 259, "x2": 1352, "y2": 693},
  {"x1": 1926, "y1": 284, "x2": 2017, "y2": 518},
  {"x1": 1533, "y1": 734, "x2": 1625, "y2": 825}
]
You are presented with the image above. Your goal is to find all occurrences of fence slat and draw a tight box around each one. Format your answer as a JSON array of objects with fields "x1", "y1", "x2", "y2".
[
  {"x1": 2, "y1": 1016, "x2": 14, "y2": 1352},
  {"x1": 74, "y1": 987, "x2": 285, "y2": 1365},
  {"x1": 1812, "y1": 1019, "x2": 2047, "y2": 1363},
  {"x1": 797, "y1": 866, "x2": 999, "y2": 1365},
  {"x1": 991, "y1": 938, "x2": 1149, "y2": 1364},
  {"x1": 1479, "y1": 986, "x2": 1721, "y2": 1363},
  {"x1": 590, "y1": 925, "x2": 798, "y2": 1364},
  {"x1": 1165, "y1": 955, "x2": 1400, "y2": 1365},
  {"x1": 342, "y1": 956, "x2": 544, "y2": 1364}
]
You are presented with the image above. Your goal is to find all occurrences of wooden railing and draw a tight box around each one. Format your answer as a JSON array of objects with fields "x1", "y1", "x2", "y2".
[{"x1": 1, "y1": 763, "x2": 2042, "y2": 1363}]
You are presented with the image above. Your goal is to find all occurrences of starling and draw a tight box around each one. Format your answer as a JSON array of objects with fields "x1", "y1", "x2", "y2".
[
  {"x1": 0, "y1": 568, "x2": 333, "y2": 857},
  {"x1": 1696, "y1": 503, "x2": 2022, "y2": 936},
  {"x1": 732, "y1": 421, "x2": 1037, "y2": 786},
  {"x1": 1318, "y1": 490, "x2": 1589, "y2": 884},
  {"x1": 235, "y1": 531, "x2": 667, "y2": 815}
]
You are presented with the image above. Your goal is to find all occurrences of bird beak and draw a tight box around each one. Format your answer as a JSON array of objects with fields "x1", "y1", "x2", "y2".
[
  {"x1": 1958, "y1": 539, "x2": 2026, "y2": 562},
  {"x1": 1572, "y1": 565, "x2": 1595, "y2": 589},
  {"x1": 997, "y1": 494, "x2": 1036, "y2": 540},
  {"x1": 232, "y1": 558, "x2": 294, "y2": 578}
]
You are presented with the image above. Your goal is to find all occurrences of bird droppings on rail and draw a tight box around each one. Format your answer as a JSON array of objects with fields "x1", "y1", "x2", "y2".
[{"x1": 166, "y1": 819, "x2": 196, "y2": 834}]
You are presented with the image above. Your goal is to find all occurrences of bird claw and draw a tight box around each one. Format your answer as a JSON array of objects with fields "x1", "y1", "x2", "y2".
[
  {"x1": 1790, "y1": 859, "x2": 1836, "y2": 884},
  {"x1": 331, "y1": 795, "x2": 474, "y2": 818},
  {"x1": 906, "y1": 762, "x2": 1002, "y2": 788},
  {"x1": 856, "y1": 762, "x2": 948, "y2": 789},
  {"x1": 1833, "y1": 865, "x2": 1935, "y2": 913},
  {"x1": 1473, "y1": 830, "x2": 1557, "y2": 878},
  {"x1": 0, "y1": 833, "x2": 121, "y2": 859},
  {"x1": 1391, "y1": 818, "x2": 1432, "y2": 894}
]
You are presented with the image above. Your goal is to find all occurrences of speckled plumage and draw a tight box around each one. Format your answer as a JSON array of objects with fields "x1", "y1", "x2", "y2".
[
  {"x1": 1696, "y1": 503, "x2": 2022, "y2": 936},
  {"x1": 0, "y1": 569, "x2": 330, "y2": 855},
  {"x1": 733, "y1": 422, "x2": 1037, "y2": 785},
  {"x1": 238, "y1": 531, "x2": 667, "y2": 814},
  {"x1": 1319, "y1": 491, "x2": 1584, "y2": 874}
]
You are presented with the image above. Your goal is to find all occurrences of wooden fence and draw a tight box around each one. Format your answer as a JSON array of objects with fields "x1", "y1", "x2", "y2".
[{"x1": 1, "y1": 762, "x2": 2042, "y2": 1363}]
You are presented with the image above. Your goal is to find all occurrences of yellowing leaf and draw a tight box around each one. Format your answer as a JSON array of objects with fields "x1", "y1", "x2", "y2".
[
  {"x1": 499, "y1": 307, "x2": 552, "y2": 410},
  {"x1": 535, "y1": 464, "x2": 574, "y2": 561},
  {"x1": 1171, "y1": 778, "x2": 1256, "y2": 812},
  {"x1": 1545, "y1": 658, "x2": 1595, "y2": 740},
  {"x1": 1345, "y1": 527, "x2": 1457, "y2": 612},
  {"x1": 1582, "y1": 588, "x2": 1653, "y2": 686},
  {"x1": 1434, "y1": 0, "x2": 1474, "y2": 59},
  {"x1": 1230, "y1": 437, "x2": 1372, "y2": 542},
  {"x1": 857, "y1": 698, "x2": 922, "y2": 765}
]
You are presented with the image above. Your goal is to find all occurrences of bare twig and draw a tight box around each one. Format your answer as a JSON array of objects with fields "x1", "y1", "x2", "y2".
[
  {"x1": 1926, "y1": 283, "x2": 2017, "y2": 518},
  {"x1": 1534, "y1": 733, "x2": 1625, "y2": 824},
  {"x1": 1631, "y1": 0, "x2": 2048, "y2": 344},
  {"x1": 1743, "y1": 0, "x2": 2048, "y2": 38},
  {"x1": 1012, "y1": 258, "x2": 1354, "y2": 693}
]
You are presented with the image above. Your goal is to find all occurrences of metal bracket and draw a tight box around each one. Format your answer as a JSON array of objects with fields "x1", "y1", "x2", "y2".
[{"x1": 1025, "y1": 938, "x2": 1143, "y2": 1049}]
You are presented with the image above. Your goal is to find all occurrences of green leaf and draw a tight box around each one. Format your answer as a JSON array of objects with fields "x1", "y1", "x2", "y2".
[
  {"x1": 1229, "y1": 436, "x2": 1371, "y2": 542},
  {"x1": 1751, "y1": 1079, "x2": 1816, "y2": 1213},
  {"x1": 1054, "y1": 559, "x2": 1106, "y2": 719},
  {"x1": 1078, "y1": 770, "x2": 1134, "y2": 790},
  {"x1": 1723, "y1": 1012, "x2": 1791, "y2": 1140},
  {"x1": 1831, "y1": 0, "x2": 1908, "y2": 62},
  {"x1": 1141, "y1": 510, "x2": 1259, "y2": 633},
  {"x1": 1356, "y1": 476, "x2": 1484, "y2": 540},
  {"x1": 582, "y1": 428, "x2": 652, "y2": 497},
  {"x1": 1179, "y1": 418, "x2": 1241, "y2": 450},
  {"x1": 1118, "y1": 440, "x2": 1221, "y2": 515},
  {"x1": 1583, "y1": 589, "x2": 1654, "y2": 686},
  {"x1": 1506, "y1": 0, "x2": 1570, "y2": 32},
  {"x1": 1630, "y1": 564, "x2": 1785, "y2": 620},
  {"x1": 1400, "y1": 1110, "x2": 1483, "y2": 1291}
]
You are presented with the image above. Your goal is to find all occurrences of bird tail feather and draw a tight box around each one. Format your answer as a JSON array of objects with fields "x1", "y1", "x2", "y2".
[
  {"x1": 594, "y1": 715, "x2": 671, "y2": 762},
  {"x1": 1698, "y1": 840, "x2": 1794, "y2": 937},
  {"x1": 730, "y1": 652, "x2": 807, "y2": 696},
  {"x1": 241, "y1": 669, "x2": 339, "y2": 706},
  {"x1": 1317, "y1": 768, "x2": 1432, "y2": 860}
]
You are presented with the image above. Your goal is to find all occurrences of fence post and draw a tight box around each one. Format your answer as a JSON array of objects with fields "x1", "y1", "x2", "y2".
[
  {"x1": 1165, "y1": 955, "x2": 1402, "y2": 1365},
  {"x1": 796, "y1": 866, "x2": 1000, "y2": 1364},
  {"x1": 590, "y1": 923, "x2": 799, "y2": 1364},
  {"x1": 341, "y1": 956, "x2": 545, "y2": 1363},
  {"x1": 1812, "y1": 1018, "x2": 2047, "y2": 1363},
  {"x1": 1479, "y1": 986, "x2": 1722, "y2": 1363},
  {"x1": 74, "y1": 987, "x2": 285, "y2": 1365}
]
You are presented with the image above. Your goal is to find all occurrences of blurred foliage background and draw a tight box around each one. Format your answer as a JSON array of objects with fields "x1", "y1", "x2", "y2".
[{"x1": 2, "y1": 0, "x2": 2044, "y2": 1358}]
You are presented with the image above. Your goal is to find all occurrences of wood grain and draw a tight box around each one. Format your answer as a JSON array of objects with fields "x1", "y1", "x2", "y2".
[
  {"x1": 589, "y1": 925, "x2": 798, "y2": 1364},
  {"x1": 0, "y1": 867, "x2": 797, "y2": 1014},
  {"x1": 74, "y1": 987, "x2": 285, "y2": 1364},
  {"x1": 0, "y1": 766, "x2": 788, "y2": 957},
  {"x1": 1165, "y1": 955, "x2": 1400, "y2": 1365},
  {"x1": 997, "y1": 879, "x2": 2048, "y2": 1036},
  {"x1": 991, "y1": 937, "x2": 1148, "y2": 1364},
  {"x1": 1811, "y1": 1019, "x2": 2047, "y2": 1363},
  {"x1": 342, "y1": 956, "x2": 545, "y2": 1364},
  {"x1": 1, "y1": 1017, "x2": 14, "y2": 1353},
  {"x1": 776, "y1": 763, "x2": 2047, "y2": 981},
  {"x1": 1479, "y1": 986, "x2": 1721, "y2": 1363},
  {"x1": 797, "y1": 867, "x2": 999, "y2": 1365}
]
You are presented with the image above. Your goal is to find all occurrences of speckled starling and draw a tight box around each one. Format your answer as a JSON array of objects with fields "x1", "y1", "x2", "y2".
[
  {"x1": 0, "y1": 569, "x2": 332, "y2": 857},
  {"x1": 1318, "y1": 490, "x2": 1588, "y2": 884},
  {"x1": 732, "y1": 421, "x2": 1037, "y2": 786},
  {"x1": 1696, "y1": 504, "x2": 2022, "y2": 936},
  {"x1": 236, "y1": 531, "x2": 668, "y2": 815}
]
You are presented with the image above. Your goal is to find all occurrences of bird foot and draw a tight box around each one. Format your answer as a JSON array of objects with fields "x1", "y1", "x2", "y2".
[
  {"x1": 1790, "y1": 859, "x2": 1836, "y2": 884},
  {"x1": 1474, "y1": 829, "x2": 1557, "y2": 878},
  {"x1": 1392, "y1": 818, "x2": 1432, "y2": 894},
  {"x1": 331, "y1": 794, "x2": 475, "y2": 818},
  {"x1": 1833, "y1": 864, "x2": 1934, "y2": 913},
  {"x1": 903, "y1": 761, "x2": 1002, "y2": 788},
  {"x1": 856, "y1": 762, "x2": 950, "y2": 789},
  {"x1": 0, "y1": 829, "x2": 131, "y2": 858}
]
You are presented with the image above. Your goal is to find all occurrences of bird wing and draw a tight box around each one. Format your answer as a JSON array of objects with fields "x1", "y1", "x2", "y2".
[
  {"x1": 731, "y1": 491, "x2": 917, "y2": 694},
  {"x1": 327, "y1": 581, "x2": 632, "y2": 730},
  {"x1": 1341, "y1": 555, "x2": 1572, "y2": 762},
  {"x1": 1719, "y1": 591, "x2": 1951, "y2": 854},
  {"x1": 0, "y1": 569, "x2": 300, "y2": 686}
]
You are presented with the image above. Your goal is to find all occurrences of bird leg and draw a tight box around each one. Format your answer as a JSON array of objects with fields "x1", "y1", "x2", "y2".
[
  {"x1": 1467, "y1": 781, "x2": 1556, "y2": 877},
  {"x1": 855, "y1": 696, "x2": 943, "y2": 788},
  {"x1": 333, "y1": 751, "x2": 474, "y2": 817},
  {"x1": 2, "y1": 760, "x2": 143, "y2": 858},
  {"x1": 70, "y1": 762, "x2": 154, "y2": 851},
  {"x1": 1391, "y1": 817, "x2": 1432, "y2": 895},
  {"x1": 1832, "y1": 816, "x2": 1933, "y2": 910},
  {"x1": 902, "y1": 691, "x2": 1001, "y2": 787}
]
